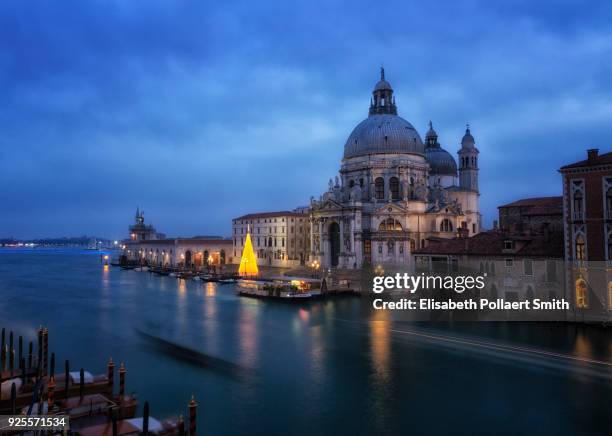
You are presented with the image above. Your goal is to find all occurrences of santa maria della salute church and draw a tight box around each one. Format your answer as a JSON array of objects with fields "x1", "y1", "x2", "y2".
[{"x1": 309, "y1": 68, "x2": 481, "y2": 269}]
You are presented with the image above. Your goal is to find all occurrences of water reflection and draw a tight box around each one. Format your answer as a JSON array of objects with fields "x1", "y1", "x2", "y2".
[
  {"x1": 237, "y1": 299, "x2": 261, "y2": 368},
  {"x1": 574, "y1": 332, "x2": 593, "y2": 360},
  {"x1": 369, "y1": 313, "x2": 392, "y2": 434},
  {"x1": 203, "y1": 283, "x2": 219, "y2": 355},
  {"x1": 205, "y1": 282, "x2": 216, "y2": 297}
]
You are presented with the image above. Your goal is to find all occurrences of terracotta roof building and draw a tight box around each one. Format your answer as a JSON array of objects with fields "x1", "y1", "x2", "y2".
[{"x1": 498, "y1": 196, "x2": 563, "y2": 233}]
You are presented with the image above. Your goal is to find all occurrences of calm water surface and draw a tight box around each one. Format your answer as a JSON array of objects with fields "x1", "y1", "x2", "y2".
[{"x1": 0, "y1": 249, "x2": 610, "y2": 435}]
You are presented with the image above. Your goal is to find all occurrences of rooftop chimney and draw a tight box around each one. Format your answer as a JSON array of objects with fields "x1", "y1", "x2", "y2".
[{"x1": 587, "y1": 148, "x2": 599, "y2": 163}]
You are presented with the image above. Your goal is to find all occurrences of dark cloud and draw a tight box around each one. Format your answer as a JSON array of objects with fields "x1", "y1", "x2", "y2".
[{"x1": 1, "y1": 0, "x2": 612, "y2": 238}]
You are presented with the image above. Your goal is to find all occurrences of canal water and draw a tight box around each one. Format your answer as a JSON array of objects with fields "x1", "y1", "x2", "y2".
[{"x1": 0, "y1": 249, "x2": 610, "y2": 435}]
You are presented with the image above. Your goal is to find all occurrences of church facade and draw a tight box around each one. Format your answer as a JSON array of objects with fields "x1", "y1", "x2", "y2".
[{"x1": 310, "y1": 68, "x2": 481, "y2": 269}]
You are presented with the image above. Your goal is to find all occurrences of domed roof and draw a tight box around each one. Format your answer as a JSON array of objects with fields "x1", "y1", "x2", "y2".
[
  {"x1": 461, "y1": 125, "x2": 475, "y2": 147},
  {"x1": 426, "y1": 147, "x2": 458, "y2": 176},
  {"x1": 343, "y1": 114, "x2": 425, "y2": 159},
  {"x1": 424, "y1": 121, "x2": 457, "y2": 176},
  {"x1": 374, "y1": 79, "x2": 392, "y2": 91}
]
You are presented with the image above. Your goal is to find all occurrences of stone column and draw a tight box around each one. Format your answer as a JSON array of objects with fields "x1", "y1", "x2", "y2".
[
  {"x1": 339, "y1": 218, "x2": 345, "y2": 254},
  {"x1": 310, "y1": 218, "x2": 315, "y2": 257}
]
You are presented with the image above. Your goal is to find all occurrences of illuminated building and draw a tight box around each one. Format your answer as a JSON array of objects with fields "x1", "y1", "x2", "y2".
[
  {"x1": 310, "y1": 68, "x2": 481, "y2": 269},
  {"x1": 232, "y1": 210, "x2": 311, "y2": 268},
  {"x1": 560, "y1": 148, "x2": 612, "y2": 322},
  {"x1": 123, "y1": 209, "x2": 233, "y2": 268}
]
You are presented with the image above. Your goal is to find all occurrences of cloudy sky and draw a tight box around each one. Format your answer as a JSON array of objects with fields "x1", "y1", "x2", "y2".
[{"x1": 1, "y1": 0, "x2": 612, "y2": 239}]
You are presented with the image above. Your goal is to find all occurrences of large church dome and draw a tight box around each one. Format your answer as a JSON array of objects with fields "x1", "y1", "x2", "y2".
[{"x1": 343, "y1": 68, "x2": 424, "y2": 160}]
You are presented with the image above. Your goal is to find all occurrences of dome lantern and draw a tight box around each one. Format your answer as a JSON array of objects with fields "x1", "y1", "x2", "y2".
[{"x1": 369, "y1": 66, "x2": 397, "y2": 116}]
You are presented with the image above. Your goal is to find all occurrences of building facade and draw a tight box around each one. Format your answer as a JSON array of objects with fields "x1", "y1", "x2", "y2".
[
  {"x1": 560, "y1": 149, "x2": 612, "y2": 322},
  {"x1": 123, "y1": 210, "x2": 233, "y2": 269},
  {"x1": 413, "y1": 230, "x2": 565, "y2": 319},
  {"x1": 232, "y1": 210, "x2": 311, "y2": 268},
  {"x1": 310, "y1": 68, "x2": 481, "y2": 269},
  {"x1": 498, "y1": 197, "x2": 563, "y2": 233}
]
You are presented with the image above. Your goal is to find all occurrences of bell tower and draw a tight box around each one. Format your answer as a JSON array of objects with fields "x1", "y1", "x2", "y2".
[{"x1": 458, "y1": 124, "x2": 479, "y2": 192}]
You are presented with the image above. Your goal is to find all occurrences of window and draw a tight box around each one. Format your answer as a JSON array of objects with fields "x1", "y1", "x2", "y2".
[
  {"x1": 573, "y1": 191, "x2": 583, "y2": 220},
  {"x1": 349, "y1": 180, "x2": 355, "y2": 188},
  {"x1": 490, "y1": 285, "x2": 498, "y2": 300},
  {"x1": 379, "y1": 218, "x2": 402, "y2": 231},
  {"x1": 378, "y1": 244, "x2": 383, "y2": 254},
  {"x1": 575, "y1": 235, "x2": 586, "y2": 260},
  {"x1": 504, "y1": 240, "x2": 515, "y2": 250},
  {"x1": 399, "y1": 244, "x2": 404, "y2": 254},
  {"x1": 546, "y1": 260, "x2": 557, "y2": 282},
  {"x1": 409, "y1": 239, "x2": 416, "y2": 252},
  {"x1": 472, "y1": 223, "x2": 476, "y2": 234},
  {"x1": 606, "y1": 187, "x2": 612, "y2": 219},
  {"x1": 523, "y1": 259, "x2": 533, "y2": 276},
  {"x1": 505, "y1": 258, "x2": 514, "y2": 267},
  {"x1": 575, "y1": 278, "x2": 588, "y2": 308},
  {"x1": 526, "y1": 286, "x2": 534, "y2": 301},
  {"x1": 375, "y1": 177, "x2": 385, "y2": 200},
  {"x1": 440, "y1": 219, "x2": 453, "y2": 232},
  {"x1": 389, "y1": 177, "x2": 400, "y2": 200}
]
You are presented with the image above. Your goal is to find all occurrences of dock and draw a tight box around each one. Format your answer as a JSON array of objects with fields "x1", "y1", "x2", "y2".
[{"x1": 0, "y1": 326, "x2": 199, "y2": 435}]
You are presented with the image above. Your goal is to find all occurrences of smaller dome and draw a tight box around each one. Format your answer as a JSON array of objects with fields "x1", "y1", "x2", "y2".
[
  {"x1": 426, "y1": 147, "x2": 458, "y2": 176},
  {"x1": 374, "y1": 79, "x2": 392, "y2": 91},
  {"x1": 461, "y1": 125, "x2": 475, "y2": 147},
  {"x1": 425, "y1": 121, "x2": 438, "y2": 142}
]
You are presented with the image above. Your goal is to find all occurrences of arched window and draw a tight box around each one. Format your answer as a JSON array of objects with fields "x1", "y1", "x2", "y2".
[
  {"x1": 440, "y1": 219, "x2": 453, "y2": 232},
  {"x1": 575, "y1": 278, "x2": 588, "y2": 308},
  {"x1": 375, "y1": 177, "x2": 385, "y2": 200},
  {"x1": 575, "y1": 235, "x2": 586, "y2": 260},
  {"x1": 379, "y1": 218, "x2": 403, "y2": 231},
  {"x1": 349, "y1": 179, "x2": 355, "y2": 188},
  {"x1": 389, "y1": 177, "x2": 400, "y2": 200}
]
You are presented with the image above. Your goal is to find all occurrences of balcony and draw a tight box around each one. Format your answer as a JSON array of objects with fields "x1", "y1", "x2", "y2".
[{"x1": 572, "y1": 211, "x2": 584, "y2": 221}]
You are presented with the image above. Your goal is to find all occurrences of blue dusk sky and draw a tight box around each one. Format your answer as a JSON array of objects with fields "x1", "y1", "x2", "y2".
[{"x1": 1, "y1": 0, "x2": 612, "y2": 239}]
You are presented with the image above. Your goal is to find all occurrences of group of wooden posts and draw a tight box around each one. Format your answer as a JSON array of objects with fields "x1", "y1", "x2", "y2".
[{"x1": 0, "y1": 326, "x2": 199, "y2": 435}]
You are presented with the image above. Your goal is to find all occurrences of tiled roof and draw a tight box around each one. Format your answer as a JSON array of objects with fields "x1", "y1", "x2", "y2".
[
  {"x1": 560, "y1": 151, "x2": 612, "y2": 170},
  {"x1": 234, "y1": 211, "x2": 308, "y2": 220},
  {"x1": 413, "y1": 230, "x2": 563, "y2": 258},
  {"x1": 498, "y1": 196, "x2": 562, "y2": 209},
  {"x1": 498, "y1": 196, "x2": 562, "y2": 217}
]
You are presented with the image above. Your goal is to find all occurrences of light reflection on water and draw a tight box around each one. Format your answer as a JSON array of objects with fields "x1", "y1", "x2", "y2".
[{"x1": 0, "y1": 249, "x2": 610, "y2": 436}]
